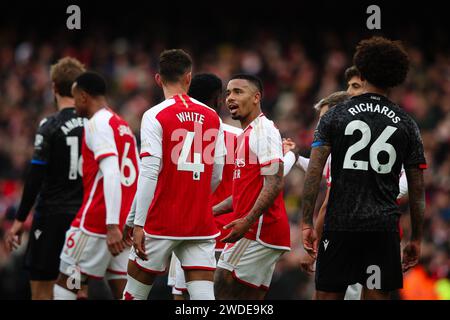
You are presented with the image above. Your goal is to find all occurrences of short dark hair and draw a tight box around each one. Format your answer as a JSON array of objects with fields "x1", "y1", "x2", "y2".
[
  {"x1": 344, "y1": 65, "x2": 361, "y2": 83},
  {"x1": 50, "y1": 57, "x2": 85, "y2": 97},
  {"x1": 353, "y1": 36, "x2": 410, "y2": 89},
  {"x1": 188, "y1": 73, "x2": 223, "y2": 105},
  {"x1": 314, "y1": 91, "x2": 350, "y2": 111},
  {"x1": 159, "y1": 49, "x2": 192, "y2": 83},
  {"x1": 74, "y1": 72, "x2": 107, "y2": 97},
  {"x1": 230, "y1": 74, "x2": 263, "y2": 97}
]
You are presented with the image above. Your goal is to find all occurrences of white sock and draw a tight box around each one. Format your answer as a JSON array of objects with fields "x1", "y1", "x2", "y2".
[
  {"x1": 122, "y1": 275, "x2": 152, "y2": 300},
  {"x1": 186, "y1": 281, "x2": 215, "y2": 300},
  {"x1": 53, "y1": 284, "x2": 77, "y2": 300}
]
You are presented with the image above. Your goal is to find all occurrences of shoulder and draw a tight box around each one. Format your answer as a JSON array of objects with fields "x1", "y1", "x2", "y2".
[
  {"x1": 252, "y1": 115, "x2": 280, "y2": 135},
  {"x1": 87, "y1": 108, "x2": 115, "y2": 134},
  {"x1": 143, "y1": 98, "x2": 177, "y2": 120},
  {"x1": 36, "y1": 113, "x2": 58, "y2": 135},
  {"x1": 189, "y1": 97, "x2": 218, "y2": 114},
  {"x1": 222, "y1": 123, "x2": 243, "y2": 136}
]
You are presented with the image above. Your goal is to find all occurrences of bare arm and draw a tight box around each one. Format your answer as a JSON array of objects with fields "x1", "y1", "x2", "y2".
[
  {"x1": 222, "y1": 162, "x2": 284, "y2": 243},
  {"x1": 402, "y1": 167, "x2": 425, "y2": 272},
  {"x1": 300, "y1": 146, "x2": 331, "y2": 228},
  {"x1": 244, "y1": 163, "x2": 284, "y2": 225},
  {"x1": 300, "y1": 146, "x2": 331, "y2": 257},
  {"x1": 213, "y1": 196, "x2": 233, "y2": 216},
  {"x1": 405, "y1": 167, "x2": 425, "y2": 242},
  {"x1": 315, "y1": 187, "x2": 330, "y2": 240}
]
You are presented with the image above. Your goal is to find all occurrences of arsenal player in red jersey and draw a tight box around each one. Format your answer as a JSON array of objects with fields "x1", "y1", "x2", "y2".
[
  {"x1": 165, "y1": 73, "x2": 242, "y2": 299},
  {"x1": 213, "y1": 74, "x2": 290, "y2": 300},
  {"x1": 53, "y1": 72, "x2": 139, "y2": 299},
  {"x1": 123, "y1": 50, "x2": 226, "y2": 300}
]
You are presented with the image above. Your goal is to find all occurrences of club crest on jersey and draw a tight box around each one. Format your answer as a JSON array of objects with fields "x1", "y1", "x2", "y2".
[
  {"x1": 34, "y1": 229, "x2": 42, "y2": 240},
  {"x1": 323, "y1": 239, "x2": 329, "y2": 251},
  {"x1": 235, "y1": 158, "x2": 245, "y2": 168},
  {"x1": 118, "y1": 125, "x2": 133, "y2": 137},
  {"x1": 34, "y1": 134, "x2": 44, "y2": 148}
]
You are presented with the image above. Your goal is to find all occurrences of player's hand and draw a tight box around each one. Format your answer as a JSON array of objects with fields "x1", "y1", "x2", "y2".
[
  {"x1": 282, "y1": 138, "x2": 296, "y2": 155},
  {"x1": 221, "y1": 218, "x2": 253, "y2": 243},
  {"x1": 402, "y1": 240, "x2": 421, "y2": 272},
  {"x1": 122, "y1": 224, "x2": 134, "y2": 247},
  {"x1": 299, "y1": 252, "x2": 316, "y2": 274},
  {"x1": 106, "y1": 224, "x2": 125, "y2": 257},
  {"x1": 302, "y1": 225, "x2": 318, "y2": 259},
  {"x1": 132, "y1": 226, "x2": 147, "y2": 261},
  {"x1": 5, "y1": 220, "x2": 24, "y2": 252}
]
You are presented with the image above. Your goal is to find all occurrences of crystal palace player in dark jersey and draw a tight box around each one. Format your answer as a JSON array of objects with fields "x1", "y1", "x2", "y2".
[
  {"x1": 5, "y1": 57, "x2": 86, "y2": 299},
  {"x1": 300, "y1": 37, "x2": 426, "y2": 300}
]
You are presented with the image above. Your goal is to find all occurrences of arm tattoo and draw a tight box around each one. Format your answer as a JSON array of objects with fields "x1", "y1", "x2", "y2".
[
  {"x1": 300, "y1": 146, "x2": 331, "y2": 226},
  {"x1": 244, "y1": 163, "x2": 284, "y2": 224},
  {"x1": 213, "y1": 196, "x2": 233, "y2": 215},
  {"x1": 405, "y1": 167, "x2": 425, "y2": 241}
]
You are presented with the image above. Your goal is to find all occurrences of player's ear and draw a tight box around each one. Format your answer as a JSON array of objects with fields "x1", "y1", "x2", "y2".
[
  {"x1": 52, "y1": 82, "x2": 59, "y2": 96},
  {"x1": 70, "y1": 83, "x2": 76, "y2": 98},
  {"x1": 155, "y1": 73, "x2": 163, "y2": 88},
  {"x1": 80, "y1": 90, "x2": 89, "y2": 104},
  {"x1": 361, "y1": 78, "x2": 367, "y2": 88},
  {"x1": 185, "y1": 71, "x2": 192, "y2": 87},
  {"x1": 254, "y1": 91, "x2": 261, "y2": 105}
]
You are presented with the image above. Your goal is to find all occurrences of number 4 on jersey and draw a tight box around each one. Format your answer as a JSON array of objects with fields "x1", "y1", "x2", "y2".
[{"x1": 177, "y1": 131, "x2": 204, "y2": 180}]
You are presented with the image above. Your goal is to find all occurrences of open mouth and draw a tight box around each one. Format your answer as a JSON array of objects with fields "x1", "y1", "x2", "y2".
[{"x1": 228, "y1": 103, "x2": 239, "y2": 115}]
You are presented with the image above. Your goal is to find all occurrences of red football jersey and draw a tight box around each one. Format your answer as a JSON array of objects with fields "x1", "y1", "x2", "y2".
[
  {"x1": 211, "y1": 123, "x2": 243, "y2": 250},
  {"x1": 140, "y1": 94, "x2": 226, "y2": 239},
  {"x1": 72, "y1": 108, "x2": 139, "y2": 236},
  {"x1": 232, "y1": 114, "x2": 290, "y2": 250}
]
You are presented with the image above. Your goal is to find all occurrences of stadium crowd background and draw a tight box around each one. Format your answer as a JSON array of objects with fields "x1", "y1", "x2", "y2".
[{"x1": 0, "y1": 2, "x2": 449, "y2": 299}]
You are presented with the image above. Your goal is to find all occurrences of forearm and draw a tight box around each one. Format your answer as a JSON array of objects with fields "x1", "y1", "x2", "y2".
[
  {"x1": 213, "y1": 196, "x2": 233, "y2": 215},
  {"x1": 100, "y1": 156, "x2": 122, "y2": 225},
  {"x1": 405, "y1": 168, "x2": 425, "y2": 241},
  {"x1": 315, "y1": 187, "x2": 330, "y2": 239},
  {"x1": 244, "y1": 164, "x2": 284, "y2": 225},
  {"x1": 300, "y1": 146, "x2": 331, "y2": 226},
  {"x1": 134, "y1": 156, "x2": 160, "y2": 227},
  {"x1": 16, "y1": 164, "x2": 46, "y2": 222}
]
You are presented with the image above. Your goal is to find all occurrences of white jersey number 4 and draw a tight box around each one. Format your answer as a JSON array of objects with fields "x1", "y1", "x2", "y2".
[
  {"x1": 177, "y1": 131, "x2": 204, "y2": 180},
  {"x1": 343, "y1": 120, "x2": 397, "y2": 174}
]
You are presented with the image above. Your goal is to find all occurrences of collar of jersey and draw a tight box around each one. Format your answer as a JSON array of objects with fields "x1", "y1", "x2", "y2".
[
  {"x1": 243, "y1": 113, "x2": 265, "y2": 132},
  {"x1": 351, "y1": 92, "x2": 389, "y2": 101}
]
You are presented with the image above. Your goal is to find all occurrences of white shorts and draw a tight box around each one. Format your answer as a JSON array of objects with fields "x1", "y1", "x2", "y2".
[
  {"x1": 217, "y1": 238, "x2": 284, "y2": 291},
  {"x1": 167, "y1": 253, "x2": 187, "y2": 294},
  {"x1": 129, "y1": 236, "x2": 216, "y2": 275},
  {"x1": 59, "y1": 227, "x2": 129, "y2": 280},
  {"x1": 344, "y1": 283, "x2": 363, "y2": 300}
]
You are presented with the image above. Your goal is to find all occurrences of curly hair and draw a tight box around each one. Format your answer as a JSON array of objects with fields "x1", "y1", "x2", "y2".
[{"x1": 353, "y1": 36, "x2": 409, "y2": 89}]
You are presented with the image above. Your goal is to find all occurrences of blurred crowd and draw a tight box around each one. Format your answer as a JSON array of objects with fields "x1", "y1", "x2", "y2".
[{"x1": 0, "y1": 28, "x2": 449, "y2": 299}]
